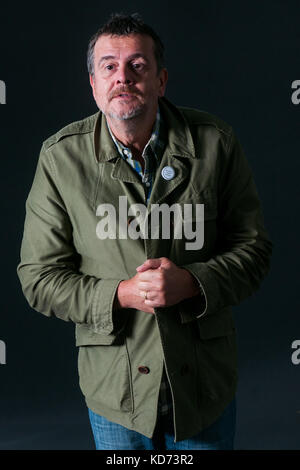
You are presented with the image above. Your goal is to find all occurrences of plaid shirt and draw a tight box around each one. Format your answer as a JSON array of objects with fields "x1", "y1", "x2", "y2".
[
  {"x1": 106, "y1": 106, "x2": 173, "y2": 416},
  {"x1": 107, "y1": 107, "x2": 164, "y2": 203}
]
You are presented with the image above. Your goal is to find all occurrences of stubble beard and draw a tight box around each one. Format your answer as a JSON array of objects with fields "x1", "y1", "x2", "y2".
[{"x1": 106, "y1": 102, "x2": 145, "y2": 121}]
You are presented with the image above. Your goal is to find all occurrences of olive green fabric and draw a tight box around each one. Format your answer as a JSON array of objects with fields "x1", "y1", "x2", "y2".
[{"x1": 16, "y1": 96, "x2": 272, "y2": 442}]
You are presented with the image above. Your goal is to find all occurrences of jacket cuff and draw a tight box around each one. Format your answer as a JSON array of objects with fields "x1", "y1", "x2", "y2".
[
  {"x1": 178, "y1": 264, "x2": 221, "y2": 324},
  {"x1": 91, "y1": 279, "x2": 122, "y2": 335}
]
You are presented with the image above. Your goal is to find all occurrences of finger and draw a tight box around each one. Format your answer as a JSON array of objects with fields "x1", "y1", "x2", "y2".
[
  {"x1": 138, "y1": 275, "x2": 162, "y2": 287},
  {"x1": 143, "y1": 291, "x2": 157, "y2": 301},
  {"x1": 140, "y1": 291, "x2": 156, "y2": 304},
  {"x1": 138, "y1": 281, "x2": 152, "y2": 291},
  {"x1": 138, "y1": 270, "x2": 163, "y2": 282},
  {"x1": 144, "y1": 298, "x2": 161, "y2": 308},
  {"x1": 140, "y1": 290, "x2": 148, "y2": 300},
  {"x1": 136, "y1": 258, "x2": 162, "y2": 272}
]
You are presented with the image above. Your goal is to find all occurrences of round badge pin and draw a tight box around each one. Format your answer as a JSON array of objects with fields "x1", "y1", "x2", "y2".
[{"x1": 161, "y1": 166, "x2": 175, "y2": 181}]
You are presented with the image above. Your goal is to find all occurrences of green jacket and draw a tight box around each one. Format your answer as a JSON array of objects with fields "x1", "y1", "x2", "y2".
[{"x1": 17, "y1": 96, "x2": 272, "y2": 442}]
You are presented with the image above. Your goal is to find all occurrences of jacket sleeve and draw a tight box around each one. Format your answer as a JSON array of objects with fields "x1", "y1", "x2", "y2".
[
  {"x1": 178, "y1": 129, "x2": 273, "y2": 323},
  {"x1": 16, "y1": 144, "x2": 122, "y2": 335}
]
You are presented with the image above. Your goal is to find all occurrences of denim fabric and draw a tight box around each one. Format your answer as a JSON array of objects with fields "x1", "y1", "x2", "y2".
[{"x1": 88, "y1": 397, "x2": 236, "y2": 450}]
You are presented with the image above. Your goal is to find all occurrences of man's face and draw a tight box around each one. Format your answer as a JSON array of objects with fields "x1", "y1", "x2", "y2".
[{"x1": 89, "y1": 33, "x2": 168, "y2": 121}]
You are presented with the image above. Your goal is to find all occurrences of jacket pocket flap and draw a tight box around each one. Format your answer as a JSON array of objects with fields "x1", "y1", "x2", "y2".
[
  {"x1": 179, "y1": 188, "x2": 217, "y2": 221},
  {"x1": 197, "y1": 188, "x2": 217, "y2": 220},
  {"x1": 75, "y1": 324, "x2": 117, "y2": 346},
  {"x1": 197, "y1": 309, "x2": 236, "y2": 339}
]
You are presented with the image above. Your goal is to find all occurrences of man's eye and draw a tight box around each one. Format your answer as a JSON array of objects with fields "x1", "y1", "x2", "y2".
[
  {"x1": 132, "y1": 63, "x2": 143, "y2": 70},
  {"x1": 105, "y1": 64, "x2": 114, "y2": 70}
]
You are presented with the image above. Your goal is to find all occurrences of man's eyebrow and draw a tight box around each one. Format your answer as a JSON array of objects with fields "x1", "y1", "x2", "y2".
[
  {"x1": 98, "y1": 55, "x2": 115, "y2": 66},
  {"x1": 98, "y1": 53, "x2": 148, "y2": 67},
  {"x1": 127, "y1": 53, "x2": 148, "y2": 61}
]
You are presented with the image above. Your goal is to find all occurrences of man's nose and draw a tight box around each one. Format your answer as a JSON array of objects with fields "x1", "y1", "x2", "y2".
[{"x1": 116, "y1": 64, "x2": 134, "y2": 85}]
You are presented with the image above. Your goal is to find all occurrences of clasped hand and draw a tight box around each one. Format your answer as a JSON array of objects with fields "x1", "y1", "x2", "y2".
[{"x1": 116, "y1": 257, "x2": 200, "y2": 314}]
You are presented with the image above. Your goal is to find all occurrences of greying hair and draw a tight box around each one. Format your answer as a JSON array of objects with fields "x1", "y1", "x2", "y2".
[{"x1": 87, "y1": 12, "x2": 165, "y2": 77}]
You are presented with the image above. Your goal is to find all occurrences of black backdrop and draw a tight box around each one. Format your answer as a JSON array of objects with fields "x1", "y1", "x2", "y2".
[{"x1": 0, "y1": 0, "x2": 299, "y2": 450}]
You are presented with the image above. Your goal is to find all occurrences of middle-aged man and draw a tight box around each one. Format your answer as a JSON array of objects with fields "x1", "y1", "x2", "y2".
[{"x1": 17, "y1": 13, "x2": 272, "y2": 450}]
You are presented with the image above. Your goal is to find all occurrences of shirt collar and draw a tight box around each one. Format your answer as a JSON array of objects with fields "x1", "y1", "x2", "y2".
[{"x1": 106, "y1": 106, "x2": 163, "y2": 163}]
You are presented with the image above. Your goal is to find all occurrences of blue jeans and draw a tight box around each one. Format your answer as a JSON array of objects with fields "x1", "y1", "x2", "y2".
[{"x1": 88, "y1": 397, "x2": 236, "y2": 450}]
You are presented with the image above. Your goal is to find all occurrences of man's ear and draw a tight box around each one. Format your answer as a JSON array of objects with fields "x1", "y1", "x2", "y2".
[
  {"x1": 89, "y1": 74, "x2": 96, "y2": 101},
  {"x1": 89, "y1": 73, "x2": 95, "y2": 89},
  {"x1": 158, "y1": 68, "x2": 168, "y2": 97}
]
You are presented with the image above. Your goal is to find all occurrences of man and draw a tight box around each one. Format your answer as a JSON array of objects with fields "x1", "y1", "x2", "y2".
[{"x1": 17, "y1": 13, "x2": 272, "y2": 450}]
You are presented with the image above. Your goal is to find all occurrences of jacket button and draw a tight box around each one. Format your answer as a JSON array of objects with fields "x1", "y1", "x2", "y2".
[
  {"x1": 138, "y1": 366, "x2": 150, "y2": 374},
  {"x1": 180, "y1": 363, "x2": 189, "y2": 376}
]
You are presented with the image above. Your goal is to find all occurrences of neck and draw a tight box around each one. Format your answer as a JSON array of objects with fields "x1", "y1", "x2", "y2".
[{"x1": 106, "y1": 107, "x2": 157, "y2": 155}]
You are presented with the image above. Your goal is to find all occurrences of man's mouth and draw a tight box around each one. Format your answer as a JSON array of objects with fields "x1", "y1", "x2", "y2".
[{"x1": 116, "y1": 93, "x2": 135, "y2": 98}]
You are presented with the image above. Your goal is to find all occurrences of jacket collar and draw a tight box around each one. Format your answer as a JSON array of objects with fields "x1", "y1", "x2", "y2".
[
  {"x1": 157, "y1": 96, "x2": 196, "y2": 159},
  {"x1": 92, "y1": 96, "x2": 196, "y2": 163}
]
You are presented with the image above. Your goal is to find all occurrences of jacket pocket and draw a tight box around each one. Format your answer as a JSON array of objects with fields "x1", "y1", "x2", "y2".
[
  {"x1": 197, "y1": 307, "x2": 236, "y2": 339},
  {"x1": 177, "y1": 187, "x2": 217, "y2": 222},
  {"x1": 77, "y1": 341, "x2": 133, "y2": 413},
  {"x1": 172, "y1": 187, "x2": 218, "y2": 261},
  {"x1": 194, "y1": 308, "x2": 238, "y2": 401},
  {"x1": 189, "y1": 186, "x2": 218, "y2": 221}
]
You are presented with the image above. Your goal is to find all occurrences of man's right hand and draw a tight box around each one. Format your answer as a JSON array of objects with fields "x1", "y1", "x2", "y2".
[{"x1": 113, "y1": 275, "x2": 155, "y2": 314}]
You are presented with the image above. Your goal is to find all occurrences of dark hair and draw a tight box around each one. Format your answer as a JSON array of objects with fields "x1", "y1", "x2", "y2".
[{"x1": 87, "y1": 12, "x2": 165, "y2": 76}]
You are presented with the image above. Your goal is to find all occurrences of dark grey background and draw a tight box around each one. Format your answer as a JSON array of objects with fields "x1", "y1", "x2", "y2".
[{"x1": 0, "y1": 0, "x2": 299, "y2": 449}]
